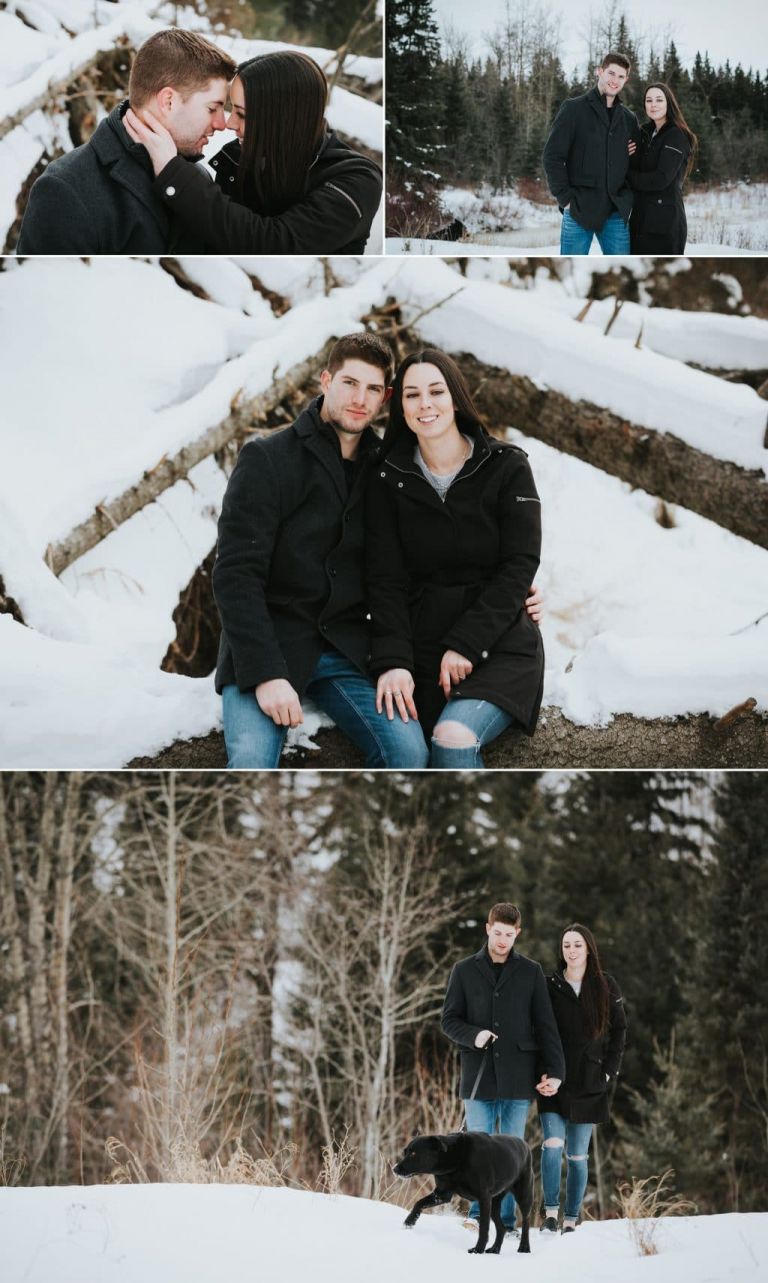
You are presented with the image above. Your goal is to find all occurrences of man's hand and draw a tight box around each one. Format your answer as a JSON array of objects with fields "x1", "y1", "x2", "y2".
[
  {"x1": 123, "y1": 107, "x2": 178, "y2": 175},
  {"x1": 439, "y1": 649, "x2": 473, "y2": 697},
  {"x1": 375, "y1": 669, "x2": 418, "y2": 722},
  {"x1": 255, "y1": 679, "x2": 303, "y2": 728},
  {"x1": 535, "y1": 1074, "x2": 561, "y2": 1096},
  {"x1": 474, "y1": 1030, "x2": 498, "y2": 1049},
  {"x1": 525, "y1": 582, "x2": 543, "y2": 625},
  {"x1": 628, "y1": 139, "x2": 637, "y2": 154}
]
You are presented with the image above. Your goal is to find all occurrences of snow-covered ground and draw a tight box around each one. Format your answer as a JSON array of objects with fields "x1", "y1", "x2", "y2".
[
  {"x1": 1, "y1": 255, "x2": 766, "y2": 766},
  {"x1": 387, "y1": 183, "x2": 768, "y2": 255},
  {"x1": 0, "y1": 1, "x2": 383, "y2": 252},
  {"x1": 1, "y1": 1184, "x2": 766, "y2": 1283}
]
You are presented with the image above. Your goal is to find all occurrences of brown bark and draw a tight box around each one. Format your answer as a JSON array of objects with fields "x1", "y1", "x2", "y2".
[
  {"x1": 45, "y1": 348, "x2": 327, "y2": 575},
  {"x1": 458, "y1": 353, "x2": 768, "y2": 549}
]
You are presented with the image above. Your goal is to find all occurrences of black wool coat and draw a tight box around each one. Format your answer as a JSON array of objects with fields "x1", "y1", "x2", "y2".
[
  {"x1": 16, "y1": 102, "x2": 197, "y2": 254},
  {"x1": 628, "y1": 121, "x2": 690, "y2": 253},
  {"x1": 153, "y1": 132, "x2": 382, "y2": 253},
  {"x1": 442, "y1": 947, "x2": 566, "y2": 1101},
  {"x1": 365, "y1": 425, "x2": 544, "y2": 740},
  {"x1": 537, "y1": 970, "x2": 627, "y2": 1125},
  {"x1": 213, "y1": 398, "x2": 380, "y2": 696},
  {"x1": 543, "y1": 86, "x2": 640, "y2": 231}
]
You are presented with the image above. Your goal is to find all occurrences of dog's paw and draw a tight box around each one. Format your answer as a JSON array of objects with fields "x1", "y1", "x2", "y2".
[
  {"x1": 467, "y1": 1246, "x2": 485, "y2": 1255},
  {"x1": 403, "y1": 1216, "x2": 418, "y2": 1229},
  {"x1": 517, "y1": 1243, "x2": 531, "y2": 1254},
  {"x1": 485, "y1": 1246, "x2": 502, "y2": 1255}
]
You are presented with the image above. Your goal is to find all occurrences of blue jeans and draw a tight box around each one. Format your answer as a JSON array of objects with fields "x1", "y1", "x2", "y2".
[
  {"x1": 430, "y1": 698, "x2": 514, "y2": 769},
  {"x1": 464, "y1": 1098, "x2": 531, "y2": 1227},
  {"x1": 222, "y1": 648, "x2": 430, "y2": 769},
  {"x1": 540, "y1": 1113, "x2": 594, "y2": 1221},
  {"x1": 560, "y1": 208, "x2": 630, "y2": 255}
]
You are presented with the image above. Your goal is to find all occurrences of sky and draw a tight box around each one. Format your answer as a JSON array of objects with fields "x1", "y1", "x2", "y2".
[{"x1": 432, "y1": 0, "x2": 768, "y2": 76}]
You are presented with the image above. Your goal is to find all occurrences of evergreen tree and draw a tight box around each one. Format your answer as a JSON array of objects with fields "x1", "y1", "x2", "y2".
[
  {"x1": 386, "y1": 0, "x2": 445, "y2": 187},
  {"x1": 677, "y1": 773, "x2": 768, "y2": 1211}
]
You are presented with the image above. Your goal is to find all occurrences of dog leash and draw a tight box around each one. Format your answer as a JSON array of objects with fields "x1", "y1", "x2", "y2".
[{"x1": 468, "y1": 1039, "x2": 493, "y2": 1102}]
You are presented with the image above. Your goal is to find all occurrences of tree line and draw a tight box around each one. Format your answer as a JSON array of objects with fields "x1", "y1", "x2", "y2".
[
  {"x1": 387, "y1": 0, "x2": 768, "y2": 216},
  {"x1": 1, "y1": 771, "x2": 766, "y2": 1215}
]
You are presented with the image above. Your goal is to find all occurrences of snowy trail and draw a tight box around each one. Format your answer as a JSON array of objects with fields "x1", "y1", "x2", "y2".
[{"x1": 1, "y1": 1184, "x2": 766, "y2": 1283}]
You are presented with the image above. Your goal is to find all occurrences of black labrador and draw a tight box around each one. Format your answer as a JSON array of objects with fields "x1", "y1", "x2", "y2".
[{"x1": 393, "y1": 1131, "x2": 533, "y2": 1255}]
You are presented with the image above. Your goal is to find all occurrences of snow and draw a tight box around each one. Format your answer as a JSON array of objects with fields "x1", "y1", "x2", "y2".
[
  {"x1": 390, "y1": 258, "x2": 768, "y2": 472},
  {"x1": 0, "y1": 1184, "x2": 765, "y2": 1283},
  {"x1": 0, "y1": 615, "x2": 220, "y2": 769},
  {"x1": 388, "y1": 183, "x2": 768, "y2": 254}
]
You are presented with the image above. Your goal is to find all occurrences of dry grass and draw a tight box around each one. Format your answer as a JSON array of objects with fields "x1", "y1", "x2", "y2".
[
  {"x1": 106, "y1": 1133, "x2": 305, "y2": 1188},
  {"x1": 614, "y1": 1169, "x2": 696, "y2": 1255},
  {"x1": 317, "y1": 1129, "x2": 357, "y2": 1195}
]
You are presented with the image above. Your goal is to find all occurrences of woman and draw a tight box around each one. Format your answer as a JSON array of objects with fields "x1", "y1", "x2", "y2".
[
  {"x1": 536, "y1": 925, "x2": 627, "y2": 1234},
  {"x1": 365, "y1": 349, "x2": 544, "y2": 769},
  {"x1": 124, "y1": 50, "x2": 382, "y2": 253},
  {"x1": 628, "y1": 82, "x2": 697, "y2": 252}
]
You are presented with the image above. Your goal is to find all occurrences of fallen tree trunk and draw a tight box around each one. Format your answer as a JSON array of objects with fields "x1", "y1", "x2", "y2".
[
  {"x1": 45, "y1": 349, "x2": 326, "y2": 576},
  {"x1": 459, "y1": 353, "x2": 768, "y2": 548},
  {"x1": 127, "y1": 705, "x2": 768, "y2": 769}
]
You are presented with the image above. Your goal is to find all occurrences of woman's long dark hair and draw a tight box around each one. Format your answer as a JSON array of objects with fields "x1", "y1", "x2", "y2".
[
  {"x1": 643, "y1": 81, "x2": 698, "y2": 178},
  {"x1": 382, "y1": 349, "x2": 485, "y2": 454},
  {"x1": 558, "y1": 923, "x2": 610, "y2": 1041},
  {"x1": 236, "y1": 51, "x2": 328, "y2": 213}
]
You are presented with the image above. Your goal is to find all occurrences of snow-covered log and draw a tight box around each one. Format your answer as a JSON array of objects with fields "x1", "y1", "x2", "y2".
[
  {"x1": 45, "y1": 346, "x2": 326, "y2": 576},
  {"x1": 459, "y1": 352, "x2": 768, "y2": 550}
]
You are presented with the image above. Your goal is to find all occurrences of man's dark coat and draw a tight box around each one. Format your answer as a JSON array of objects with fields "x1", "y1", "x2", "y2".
[
  {"x1": 441, "y1": 946, "x2": 566, "y2": 1101},
  {"x1": 213, "y1": 397, "x2": 379, "y2": 696},
  {"x1": 16, "y1": 102, "x2": 198, "y2": 254},
  {"x1": 365, "y1": 425, "x2": 544, "y2": 740},
  {"x1": 153, "y1": 131, "x2": 382, "y2": 253},
  {"x1": 543, "y1": 86, "x2": 640, "y2": 232},
  {"x1": 537, "y1": 969, "x2": 627, "y2": 1125},
  {"x1": 628, "y1": 121, "x2": 690, "y2": 252}
]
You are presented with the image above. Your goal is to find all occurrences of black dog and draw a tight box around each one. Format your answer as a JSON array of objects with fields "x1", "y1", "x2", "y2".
[
  {"x1": 393, "y1": 1131, "x2": 533, "y2": 1255},
  {"x1": 424, "y1": 218, "x2": 466, "y2": 242}
]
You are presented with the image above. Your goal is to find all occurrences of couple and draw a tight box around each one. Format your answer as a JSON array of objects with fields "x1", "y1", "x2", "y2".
[
  {"x1": 543, "y1": 51, "x2": 697, "y2": 254},
  {"x1": 16, "y1": 29, "x2": 381, "y2": 255},
  {"x1": 442, "y1": 903, "x2": 627, "y2": 1236},
  {"x1": 215, "y1": 333, "x2": 545, "y2": 770}
]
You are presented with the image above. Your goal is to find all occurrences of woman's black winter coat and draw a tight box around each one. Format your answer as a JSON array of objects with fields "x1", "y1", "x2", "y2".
[
  {"x1": 153, "y1": 131, "x2": 382, "y2": 253},
  {"x1": 365, "y1": 424, "x2": 544, "y2": 740},
  {"x1": 628, "y1": 121, "x2": 690, "y2": 252},
  {"x1": 537, "y1": 970, "x2": 627, "y2": 1125}
]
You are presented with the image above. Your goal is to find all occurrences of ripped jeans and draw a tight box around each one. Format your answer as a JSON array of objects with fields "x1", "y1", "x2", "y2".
[
  {"x1": 540, "y1": 1113, "x2": 594, "y2": 1221},
  {"x1": 430, "y1": 697, "x2": 514, "y2": 769}
]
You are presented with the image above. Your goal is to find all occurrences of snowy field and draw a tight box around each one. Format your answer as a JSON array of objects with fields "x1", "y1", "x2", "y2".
[
  {"x1": 1, "y1": 1184, "x2": 766, "y2": 1283},
  {"x1": 1, "y1": 255, "x2": 766, "y2": 767},
  {"x1": 387, "y1": 183, "x2": 768, "y2": 256},
  {"x1": 0, "y1": 1, "x2": 383, "y2": 252}
]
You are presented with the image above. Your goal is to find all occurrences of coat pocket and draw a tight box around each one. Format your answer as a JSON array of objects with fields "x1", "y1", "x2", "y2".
[
  {"x1": 582, "y1": 1052, "x2": 607, "y2": 1093},
  {"x1": 644, "y1": 198, "x2": 676, "y2": 233}
]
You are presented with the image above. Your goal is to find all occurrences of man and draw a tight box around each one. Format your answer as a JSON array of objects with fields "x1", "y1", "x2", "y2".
[
  {"x1": 543, "y1": 52, "x2": 640, "y2": 256},
  {"x1": 213, "y1": 332, "x2": 543, "y2": 769},
  {"x1": 442, "y1": 902, "x2": 565, "y2": 1235},
  {"x1": 16, "y1": 30, "x2": 236, "y2": 254}
]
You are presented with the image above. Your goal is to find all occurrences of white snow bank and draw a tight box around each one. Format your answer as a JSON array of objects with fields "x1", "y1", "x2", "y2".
[
  {"x1": 0, "y1": 1183, "x2": 765, "y2": 1283},
  {"x1": 391, "y1": 258, "x2": 768, "y2": 473},
  {"x1": 551, "y1": 627, "x2": 768, "y2": 725},
  {"x1": 0, "y1": 615, "x2": 220, "y2": 769}
]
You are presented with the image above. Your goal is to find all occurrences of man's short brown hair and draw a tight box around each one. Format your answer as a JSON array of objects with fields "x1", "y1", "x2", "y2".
[
  {"x1": 129, "y1": 30, "x2": 237, "y2": 107},
  {"x1": 488, "y1": 902, "x2": 521, "y2": 927},
  {"x1": 326, "y1": 333, "x2": 394, "y2": 384},
  {"x1": 599, "y1": 51, "x2": 631, "y2": 72}
]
